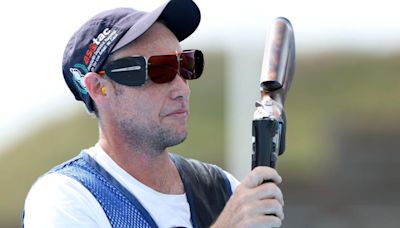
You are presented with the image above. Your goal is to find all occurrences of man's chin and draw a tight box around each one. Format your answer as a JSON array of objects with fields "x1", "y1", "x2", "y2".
[
  {"x1": 176, "y1": 131, "x2": 188, "y2": 144},
  {"x1": 167, "y1": 131, "x2": 188, "y2": 148}
]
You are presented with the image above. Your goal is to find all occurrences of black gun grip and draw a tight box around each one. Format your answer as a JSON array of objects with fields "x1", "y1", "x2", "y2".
[{"x1": 252, "y1": 118, "x2": 278, "y2": 169}]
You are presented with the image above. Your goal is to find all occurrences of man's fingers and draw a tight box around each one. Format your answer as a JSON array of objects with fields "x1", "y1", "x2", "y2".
[
  {"x1": 242, "y1": 166, "x2": 282, "y2": 188},
  {"x1": 242, "y1": 198, "x2": 284, "y2": 221},
  {"x1": 221, "y1": 167, "x2": 284, "y2": 228},
  {"x1": 257, "y1": 182, "x2": 284, "y2": 206},
  {"x1": 257, "y1": 199, "x2": 284, "y2": 220},
  {"x1": 238, "y1": 215, "x2": 282, "y2": 228}
]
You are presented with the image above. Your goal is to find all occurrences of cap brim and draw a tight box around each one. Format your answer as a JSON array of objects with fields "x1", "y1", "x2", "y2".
[{"x1": 111, "y1": 0, "x2": 200, "y2": 53}]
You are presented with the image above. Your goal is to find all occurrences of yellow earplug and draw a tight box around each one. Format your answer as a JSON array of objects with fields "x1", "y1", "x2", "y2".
[{"x1": 101, "y1": 87, "x2": 107, "y2": 95}]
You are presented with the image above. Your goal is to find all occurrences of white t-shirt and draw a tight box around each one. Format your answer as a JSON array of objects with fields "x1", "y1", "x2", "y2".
[{"x1": 23, "y1": 144, "x2": 240, "y2": 228}]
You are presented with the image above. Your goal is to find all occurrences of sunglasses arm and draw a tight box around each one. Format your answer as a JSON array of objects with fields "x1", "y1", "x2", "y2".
[{"x1": 251, "y1": 17, "x2": 296, "y2": 169}]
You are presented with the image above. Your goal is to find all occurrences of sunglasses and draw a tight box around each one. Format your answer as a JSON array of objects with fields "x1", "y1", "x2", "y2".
[{"x1": 99, "y1": 49, "x2": 204, "y2": 86}]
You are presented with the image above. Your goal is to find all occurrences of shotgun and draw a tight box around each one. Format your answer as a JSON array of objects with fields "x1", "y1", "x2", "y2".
[{"x1": 251, "y1": 17, "x2": 296, "y2": 169}]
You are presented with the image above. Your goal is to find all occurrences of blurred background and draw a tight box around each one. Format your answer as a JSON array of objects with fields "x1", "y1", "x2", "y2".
[{"x1": 1, "y1": 0, "x2": 399, "y2": 227}]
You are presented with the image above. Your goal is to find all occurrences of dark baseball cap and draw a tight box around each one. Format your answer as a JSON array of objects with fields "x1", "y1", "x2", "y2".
[{"x1": 62, "y1": 0, "x2": 201, "y2": 113}]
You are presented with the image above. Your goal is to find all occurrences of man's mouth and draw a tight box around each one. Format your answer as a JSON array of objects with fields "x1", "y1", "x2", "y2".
[{"x1": 165, "y1": 109, "x2": 189, "y2": 118}]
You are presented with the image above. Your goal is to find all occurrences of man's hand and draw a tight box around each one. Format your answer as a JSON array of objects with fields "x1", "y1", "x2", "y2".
[{"x1": 212, "y1": 167, "x2": 284, "y2": 228}]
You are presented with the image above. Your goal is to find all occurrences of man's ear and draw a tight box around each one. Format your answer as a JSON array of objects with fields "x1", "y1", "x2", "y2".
[{"x1": 84, "y1": 72, "x2": 107, "y2": 103}]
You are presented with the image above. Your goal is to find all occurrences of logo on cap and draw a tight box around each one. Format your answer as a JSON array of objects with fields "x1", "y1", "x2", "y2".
[
  {"x1": 70, "y1": 64, "x2": 88, "y2": 94},
  {"x1": 83, "y1": 27, "x2": 119, "y2": 71}
]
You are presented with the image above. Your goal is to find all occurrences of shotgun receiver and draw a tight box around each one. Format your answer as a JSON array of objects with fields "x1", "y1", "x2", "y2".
[{"x1": 251, "y1": 17, "x2": 296, "y2": 169}]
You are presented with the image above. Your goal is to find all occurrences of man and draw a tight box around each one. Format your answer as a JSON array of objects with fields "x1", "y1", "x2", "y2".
[{"x1": 23, "y1": 0, "x2": 284, "y2": 227}]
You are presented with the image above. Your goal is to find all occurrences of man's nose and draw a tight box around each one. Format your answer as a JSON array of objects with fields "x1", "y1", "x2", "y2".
[{"x1": 169, "y1": 73, "x2": 191, "y2": 100}]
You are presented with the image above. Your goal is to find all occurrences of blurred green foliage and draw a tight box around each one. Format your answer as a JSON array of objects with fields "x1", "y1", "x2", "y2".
[
  {"x1": 0, "y1": 51, "x2": 399, "y2": 227},
  {"x1": 0, "y1": 112, "x2": 98, "y2": 228},
  {"x1": 280, "y1": 52, "x2": 400, "y2": 178}
]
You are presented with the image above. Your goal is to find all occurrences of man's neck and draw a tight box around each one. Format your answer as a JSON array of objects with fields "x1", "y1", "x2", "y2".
[{"x1": 98, "y1": 138, "x2": 184, "y2": 195}]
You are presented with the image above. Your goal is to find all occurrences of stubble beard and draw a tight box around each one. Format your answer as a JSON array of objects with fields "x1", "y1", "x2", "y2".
[{"x1": 119, "y1": 118, "x2": 187, "y2": 157}]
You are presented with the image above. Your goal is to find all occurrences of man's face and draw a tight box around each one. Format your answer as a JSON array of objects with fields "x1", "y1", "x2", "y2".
[{"x1": 107, "y1": 23, "x2": 190, "y2": 154}]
